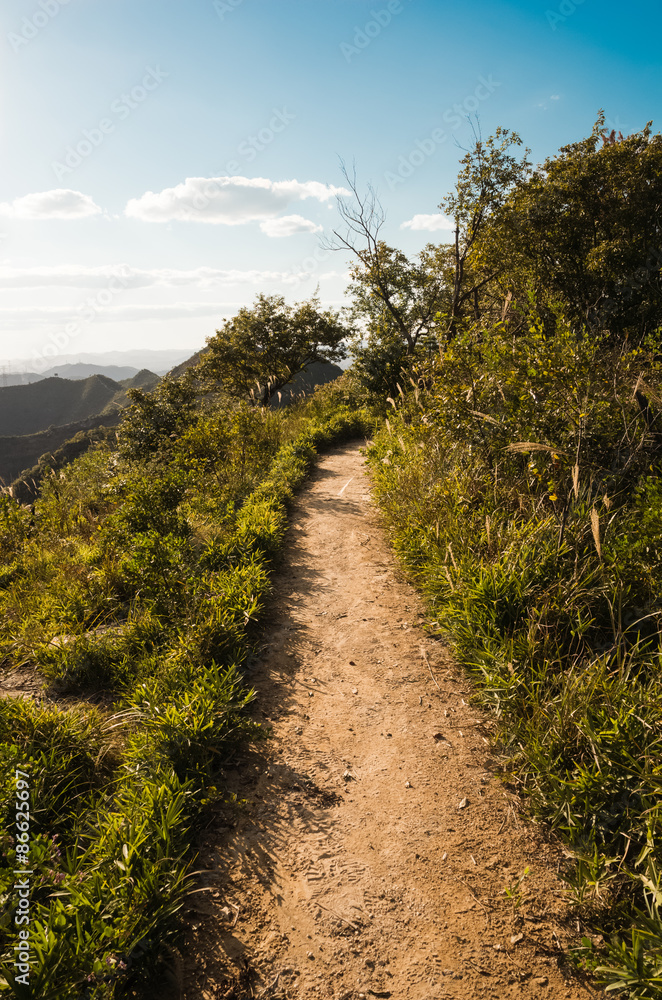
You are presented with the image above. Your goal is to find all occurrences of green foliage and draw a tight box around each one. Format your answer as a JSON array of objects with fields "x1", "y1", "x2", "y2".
[
  {"x1": 8, "y1": 425, "x2": 118, "y2": 505},
  {"x1": 0, "y1": 382, "x2": 372, "y2": 997},
  {"x1": 0, "y1": 499, "x2": 31, "y2": 563},
  {"x1": 496, "y1": 114, "x2": 662, "y2": 340},
  {"x1": 345, "y1": 117, "x2": 662, "y2": 385},
  {"x1": 442, "y1": 126, "x2": 531, "y2": 239},
  {"x1": 6, "y1": 111, "x2": 658, "y2": 995},
  {"x1": 366, "y1": 314, "x2": 662, "y2": 998},
  {"x1": 347, "y1": 326, "x2": 411, "y2": 400},
  {"x1": 345, "y1": 240, "x2": 446, "y2": 354},
  {"x1": 440, "y1": 125, "x2": 531, "y2": 335},
  {"x1": 127, "y1": 663, "x2": 262, "y2": 781},
  {"x1": 198, "y1": 292, "x2": 348, "y2": 405},
  {"x1": 334, "y1": 170, "x2": 447, "y2": 354},
  {"x1": 117, "y1": 374, "x2": 197, "y2": 460},
  {"x1": 2, "y1": 770, "x2": 194, "y2": 999}
]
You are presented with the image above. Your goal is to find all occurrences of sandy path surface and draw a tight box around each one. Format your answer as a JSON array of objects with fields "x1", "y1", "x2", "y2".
[{"x1": 182, "y1": 443, "x2": 596, "y2": 1000}]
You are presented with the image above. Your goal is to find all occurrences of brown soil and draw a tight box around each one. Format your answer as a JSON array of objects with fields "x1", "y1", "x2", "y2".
[
  {"x1": 0, "y1": 662, "x2": 45, "y2": 701},
  {"x1": 180, "y1": 443, "x2": 597, "y2": 1000}
]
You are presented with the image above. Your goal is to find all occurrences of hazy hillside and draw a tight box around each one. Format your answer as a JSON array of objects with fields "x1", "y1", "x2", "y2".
[
  {"x1": 39, "y1": 363, "x2": 141, "y2": 381},
  {"x1": 0, "y1": 375, "x2": 120, "y2": 437},
  {"x1": 0, "y1": 411, "x2": 121, "y2": 486},
  {"x1": 0, "y1": 371, "x2": 45, "y2": 387},
  {"x1": 271, "y1": 361, "x2": 344, "y2": 405},
  {"x1": 118, "y1": 368, "x2": 161, "y2": 390},
  {"x1": 1, "y1": 348, "x2": 193, "y2": 376},
  {"x1": 167, "y1": 349, "x2": 204, "y2": 379}
]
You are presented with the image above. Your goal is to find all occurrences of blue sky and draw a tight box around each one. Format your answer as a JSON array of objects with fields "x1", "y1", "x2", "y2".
[{"x1": 0, "y1": 0, "x2": 659, "y2": 369}]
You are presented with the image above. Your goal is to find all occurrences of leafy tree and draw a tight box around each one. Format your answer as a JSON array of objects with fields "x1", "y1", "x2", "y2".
[
  {"x1": 118, "y1": 375, "x2": 197, "y2": 459},
  {"x1": 440, "y1": 125, "x2": 531, "y2": 334},
  {"x1": 198, "y1": 293, "x2": 348, "y2": 405},
  {"x1": 348, "y1": 324, "x2": 410, "y2": 399},
  {"x1": 485, "y1": 114, "x2": 662, "y2": 340},
  {"x1": 332, "y1": 138, "x2": 530, "y2": 353},
  {"x1": 329, "y1": 168, "x2": 446, "y2": 354}
]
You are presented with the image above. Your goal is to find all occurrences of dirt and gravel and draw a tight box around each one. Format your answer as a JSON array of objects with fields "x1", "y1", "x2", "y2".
[{"x1": 180, "y1": 442, "x2": 597, "y2": 1000}]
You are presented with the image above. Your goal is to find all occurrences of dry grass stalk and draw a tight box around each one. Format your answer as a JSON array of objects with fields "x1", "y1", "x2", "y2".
[
  {"x1": 472, "y1": 409, "x2": 500, "y2": 425},
  {"x1": 591, "y1": 507, "x2": 602, "y2": 559},
  {"x1": 506, "y1": 442, "x2": 569, "y2": 455}
]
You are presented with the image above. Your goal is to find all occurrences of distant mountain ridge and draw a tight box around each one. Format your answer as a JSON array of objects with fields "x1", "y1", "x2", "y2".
[
  {"x1": 1, "y1": 348, "x2": 195, "y2": 377},
  {"x1": 0, "y1": 372, "x2": 45, "y2": 387},
  {"x1": 0, "y1": 370, "x2": 158, "y2": 438},
  {"x1": 39, "y1": 364, "x2": 142, "y2": 381}
]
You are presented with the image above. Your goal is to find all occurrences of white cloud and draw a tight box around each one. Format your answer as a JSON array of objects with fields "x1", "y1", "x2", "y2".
[
  {"x1": 0, "y1": 264, "x2": 316, "y2": 290},
  {"x1": 400, "y1": 213, "x2": 455, "y2": 232},
  {"x1": 0, "y1": 303, "x2": 231, "y2": 327},
  {"x1": 124, "y1": 175, "x2": 348, "y2": 225},
  {"x1": 550, "y1": 94, "x2": 560, "y2": 100},
  {"x1": 259, "y1": 215, "x2": 323, "y2": 238},
  {"x1": 0, "y1": 190, "x2": 102, "y2": 220}
]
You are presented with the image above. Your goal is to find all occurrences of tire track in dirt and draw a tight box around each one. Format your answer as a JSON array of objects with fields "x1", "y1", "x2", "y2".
[{"x1": 182, "y1": 442, "x2": 596, "y2": 1000}]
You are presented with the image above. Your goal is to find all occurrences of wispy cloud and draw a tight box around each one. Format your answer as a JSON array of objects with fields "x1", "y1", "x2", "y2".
[
  {"x1": 0, "y1": 189, "x2": 102, "y2": 220},
  {"x1": 400, "y1": 213, "x2": 455, "y2": 232},
  {"x1": 0, "y1": 264, "x2": 322, "y2": 289},
  {"x1": 0, "y1": 302, "x2": 231, "y2": 327},
  {"x1": 259, "y1": 214, "x2": 323, "y2": 238},
  {"x1": 124, "y1": 175, "x2": 347, "y2": 225}
]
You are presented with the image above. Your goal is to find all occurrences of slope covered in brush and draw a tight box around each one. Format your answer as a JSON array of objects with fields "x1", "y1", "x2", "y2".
[{"x1": 0, "y1": 295, "x2": 372, "y2": 997}]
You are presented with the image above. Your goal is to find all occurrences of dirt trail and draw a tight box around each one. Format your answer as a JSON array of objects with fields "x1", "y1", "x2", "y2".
[{"x1": 182, "y1": 443, "x2": 595, "y2": 1000}]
